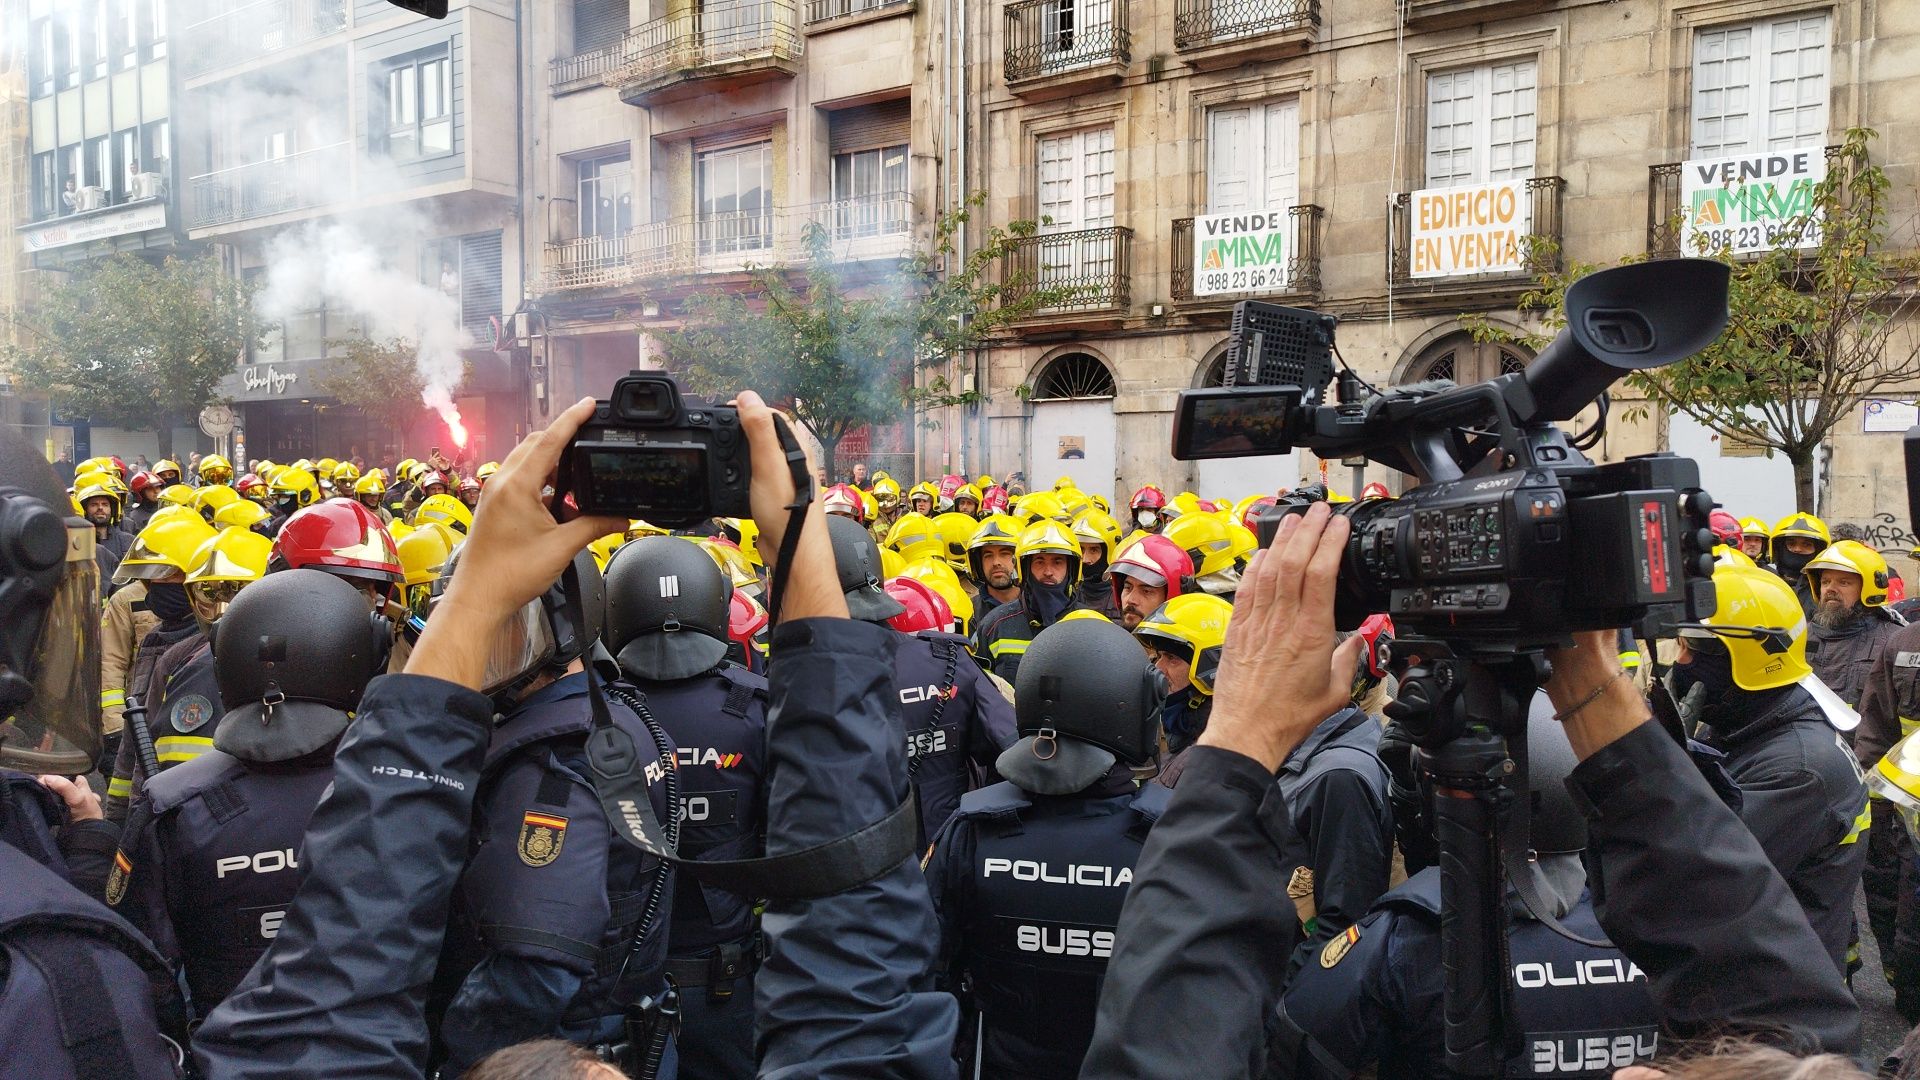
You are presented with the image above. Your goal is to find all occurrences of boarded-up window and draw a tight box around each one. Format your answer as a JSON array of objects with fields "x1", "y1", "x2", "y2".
[{"x1": 575, "y1": 0, "x2": 630, "y2": 52}]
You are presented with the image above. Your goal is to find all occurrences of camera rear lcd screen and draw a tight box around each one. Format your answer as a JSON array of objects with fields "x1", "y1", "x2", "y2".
[
  {"x1": 587, "y1": 447, "x2": 706, "y2": 513},
  {"x1": 1185, "y1": 391, "x2": 1295, "y2": 457}
]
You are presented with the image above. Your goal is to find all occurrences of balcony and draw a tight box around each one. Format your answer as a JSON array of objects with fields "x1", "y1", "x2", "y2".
[
  {"x1": 185, "y1": 143, "x2": 352, "y2": 231},
  {"x1": 1171, "y1": 204, "x2": 1324, "y2": 304},
  {"x1": 1173, "y1": 0, "x2": 1316, "y2": 70},
  {"x1": 1403, "y1": 0, "x2": 1558, "y2": 31},
  {"x1": 1004, "y1": 0, "x2": 1128, "y2": 100},
  {"x1": 1386, "y1": 176, "x2": 1564, "y2": 297},
  {"x1": 1002, "y1": 226, "x2": 1133, "y2": 325},
  {"x1": 804, "y1": 0, "x2": 914, "y2": 27},
  {"x1": 540, "y1": 193, "x2": 917, "y2": 292},
  {"x1": 551, "y1": 43, "x2": 623, "y2": 94},
  {"x1": 1647, "y1": 145, "x2": 1838, "y2": 258},
  {"x1": 180, "y1": 0, "x2": 348, "y2": 80},
  {"x1": 610, "y1": 0, "x2": 803, "y2": 107}
]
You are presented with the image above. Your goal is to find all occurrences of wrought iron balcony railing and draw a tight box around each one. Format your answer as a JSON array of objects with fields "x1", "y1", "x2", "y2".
[
  {"x1": 1647, "y1": 145, "x2": 1840, "y2": 258},
  {"x1": 541, "y1": 194, "x2": 917, "y2": 290},
  {"x1": 185, "y1": 142, "x2": 352, "y2": 229},
  {"x1": 1002, "y1": 226, "x2": 1133, "y2": 313},
  {"x1": 1387, "y1": 176, "x2": 1564, "y2": 286},
  {"x1": 551, "y1": 42, "x2": 623, "y2": 91},
  {"x1": 1004, "y1": 0, "x2": 1128, "y2": 83},
  {"x1": 805, "y1": 0, "x2": 913, "y2": 22},
  {"x1": 610, "y1": 0, "x2": 802, "y2": 92},
  {"x1": 180, "y1": 0, "x2": 347, "y2": 78},
  {"x1": 1171, "y1": 204, "x2": 1323, "y2": 301},
  {"x1": 1173, "y1": 0, "x2": 1316, "y2": 51}
]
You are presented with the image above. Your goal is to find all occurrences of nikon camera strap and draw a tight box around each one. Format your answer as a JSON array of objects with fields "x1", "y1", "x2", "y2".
[{"x1": 580, "y1": 411, "x2": 918, "y2": 900}]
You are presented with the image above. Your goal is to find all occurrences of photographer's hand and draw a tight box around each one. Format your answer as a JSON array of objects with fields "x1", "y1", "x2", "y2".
[
  {"x1": 1545, "y1": 630, "x2": 1652, "y2": 760},
  {"x1": 734, "y1": 390, "x2": 847, "y2": 621},
  {"x1": 409, "y1": 397, "x2": 626, "y2": 689},
  {"x1": 1200, "y1": 504, "x2": 1366, "y2": 771}
]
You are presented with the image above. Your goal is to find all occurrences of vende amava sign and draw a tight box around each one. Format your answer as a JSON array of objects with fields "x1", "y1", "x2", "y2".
[
  {"x1": 1404, "y1": 179, "x2": 1531, "y2": 279},
  {"x1": 1192, "y1": 211, "x2": 1291, "y2": 296},
  {"x1": 1680, "y1": 147, "x2": 1825, "y2": 255}
]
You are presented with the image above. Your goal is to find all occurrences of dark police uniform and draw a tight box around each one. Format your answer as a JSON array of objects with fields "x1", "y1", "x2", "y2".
[
  {"x1": 896, "y1": 629, "x2": 1019, "y2": 845},
  {"x1": 925, "y1": 775, "x2": 1170, "y2": 1080},
  {"x1": 121, "y1": 748, "x2": 332, "y2": 1013},
  {"x1": 432, "y1": 671, "x2": 678, "y2": 1075},
  {"x1": 1275, "y1": 869, "x2": 1661, "y2": 1079},
  {"x1": 105, "y1": 621, "x2": 206, "y2": 823},
  {"x1": 1858, "y1": 625, "x2": 1920, "y2": 1017},
  {"x1": 1696, "y1": 684, "x2": 1869, "y2": 977},
  {"x1": 1274, "y1": 707, "x2": 1394, "y2": 977},
  {"x1": 641, "y1": 664, "x2": 769, "y2": 1080}
]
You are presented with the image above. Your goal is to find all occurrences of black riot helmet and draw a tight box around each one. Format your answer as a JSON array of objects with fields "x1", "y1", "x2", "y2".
[
  {"x1": 603, "y1": 535, "x2": 731, "y2": 681},
  {"x1": 210, "y1": 568, "x2": 391, "y2": 764},
  {"x1": 827, "y1": 514, "x2": 905, "y2": 623},
  {"x1": 0, "y1": 429, "x2": 102, "y2": 774},
  {"x1": 998, "y1": 617, "x2": 1164, "y2": 796}
]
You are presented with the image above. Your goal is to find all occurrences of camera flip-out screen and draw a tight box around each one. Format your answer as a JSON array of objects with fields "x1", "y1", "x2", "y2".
[
  {"x1": 585, "y1": 446, "x2": 707, "y2": 514},
  {"x1": 1172, "y1": 386, "x2": 1302, "y2": 460}
]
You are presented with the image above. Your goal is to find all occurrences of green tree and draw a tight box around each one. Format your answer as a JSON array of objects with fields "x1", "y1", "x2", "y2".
[
  {"x1": 1467, "y1": 128, "x2": 1920, "y2": 511},
  {"x1": 315, "y1": 336, "x2": 465, "y2": 452},
  {"x1": 4, "y1": 253, "x2": 267, "y2": 457},
  {"x1": 650, "y1": 197, "x2": 1075, "y2": 479}
]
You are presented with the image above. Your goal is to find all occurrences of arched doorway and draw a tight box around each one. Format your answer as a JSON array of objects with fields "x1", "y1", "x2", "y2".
[
  {"x1": 1191, "y1": 347, "x2": 1302, "y2": 498},
  {"x1": 1027, "y1": 351, "x2": 1118, "y2": 503},
  {"x1": 1400, "y1": 334, "x2": 1530, "y2": 386}
]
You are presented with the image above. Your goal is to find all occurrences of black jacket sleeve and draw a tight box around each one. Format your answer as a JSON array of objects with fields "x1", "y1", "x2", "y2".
[
  {"x1": 1292, "y1": 767, "x2": 1392, "y2": 972},
  {"x1": 1082, "y1": 745, "x2": 1295, "y2": 1080},
  {"x1": 754, "y1": 617, "x2": 960, "y2": 1080},
  {"x1": 1571, "y1": 719, "x2": 1861, "y2": 1054},
  {"x1": 192, "y1": 673, "x2": 495, "y2": 1080}
]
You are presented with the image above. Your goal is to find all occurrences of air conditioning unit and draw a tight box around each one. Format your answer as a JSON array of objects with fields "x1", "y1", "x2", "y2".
[
  {"x1": 131, "y1": 172, "x2": 164, "y2": 200},
  {"x1": 75, "y1": 186, "x2": 106, "y2": 211}
]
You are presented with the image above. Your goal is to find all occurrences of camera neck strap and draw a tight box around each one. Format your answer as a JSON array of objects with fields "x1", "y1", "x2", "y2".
[{"x1": 763, "y1": 412, "x2": 811, "y2": 627}]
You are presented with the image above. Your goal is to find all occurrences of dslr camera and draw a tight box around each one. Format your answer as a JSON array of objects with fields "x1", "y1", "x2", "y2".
[
  {"x1": 556, "y1": 371, "x2": 752, "y2": 527},
  {"x1": 1171, "y1": 258, "x2": 1732, "y2": 655}
]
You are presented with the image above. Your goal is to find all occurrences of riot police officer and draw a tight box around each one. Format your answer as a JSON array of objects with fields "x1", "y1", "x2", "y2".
[
  {"x1": 429, "y1": 550, "x2": 680, "y2": 1076},
  {"x1": 1275, "y1": 701, "x2": 1661, "y2": 1079},
  {"x1": 827, "y1": 516, "x2": 1017, "y2": 846},
  {"x1": 605, "y1": 535, "x2": 770, "y2": 1080},
  {"x1": 923, "y1": 617, "x2": 1168, "y2": 1080},
  {"x1": 114, "y1": 570, "x2": 390, "y2": 1014}
]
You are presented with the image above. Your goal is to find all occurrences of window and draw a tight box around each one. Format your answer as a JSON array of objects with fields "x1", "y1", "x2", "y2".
[
  {"x1": 88, "y1": 0, "x2": 110, "y2": 79},
  {"x1": 577, "y1": 151, "x2": 634, "y2": 239},
  {"x1": 1031, "y1": 353, "x2": 1115, "y2": 400},
  {"x1": 118, "y1": 0, "x2": 138, "y2": 70},
  {"x1": 422, "y1": 232, "x2": 505, "y2": 342},
  {"x1": 1426, "y1": 60, "x2": 1537, "y2": 188},
  {"x1": 142, "y1": 120, "x2": 170, "y2": 171},
  {"x1": 573, "y1": 0, "x2": 630, "y2": 53},
  {"x1": 58, "y1": 11, "x2": 82, "y2": 90},
  {"x1": 1041, "y1": 0, "x2": 1114, "y2": 68},
  {"x1": 32, "y1": 152, "x2": 56, "y2": 220},
  {"x1": 696, "y1": 141, "x2": 773, "y2": 255},
  {"x1": 84, "y1": 136, "x2": 112, "y2": 202},
  {"x1": 144, "y1": 0, "x2": 166, "y2": 61},
  {"x1": 829, "y1": 100, "x2": 910, "y2": 238},
  {"x1": 1206, "y1": 98, "x2": 1298, "y2": 214},
  {"x1": 376, "y1": 50, "x2": 453, "y2": 162},
  {"x1": 1691, "y1": 14, "x2": 1829, "y2": 158},
  {"x1": 30, "y1": 19, "x2": 53, "y2": 97},
  {"x1": 57, "y1": 146, "x2": 79, "y2": 214},
  {"x1": 1406, "y1": 334, "x2": 1529, "y2": 385},
  {"x1": 1037, "y1": 126, "x2": 1114, "y2": 230},
  {"x1": 115, "y1": 130, "x2": 140, "y2": 202}
]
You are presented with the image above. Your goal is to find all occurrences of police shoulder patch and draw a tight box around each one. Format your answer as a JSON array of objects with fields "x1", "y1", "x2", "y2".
[
  {"x1": 171, "y1": 693, "x2": 215, "y2": 733},
  {"x1": 1320, "y1": 924, "x2": 1360, "y2": 969},
  {"x1": 518, "y1": 811, "x2": 569, "y2": 867}
]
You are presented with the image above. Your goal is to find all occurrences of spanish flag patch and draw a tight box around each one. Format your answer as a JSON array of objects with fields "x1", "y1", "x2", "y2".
[
  {"x1": 518, "y1": 811, "x2": 569, "y2": 867},
  {"x1": 1320, "y1": 924, "x2": 1361, "y2": 969}
]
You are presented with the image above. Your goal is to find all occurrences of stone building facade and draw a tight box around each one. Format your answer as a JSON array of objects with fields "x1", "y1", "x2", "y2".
[{"x1": 963, "y1": 0, "x2": 1920, "y2": 544}]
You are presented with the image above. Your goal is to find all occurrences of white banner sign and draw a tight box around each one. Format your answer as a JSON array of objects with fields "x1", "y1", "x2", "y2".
[
  {"x1": 1191, "y1": 211, "x2": 1292, "y2": 297},
  {"x1": 1404, "y1": 179, "x2": 1532, "y2": 279},
  {"x1": 1679, "y1": 147, "x2": 1826, "y2": 255},
  {"x1": 20, "y1": 201, "x2": 167, "y2": 253},
  {"x1": 1863, "y1": 399, "x2": 1919, "y2": 434}
]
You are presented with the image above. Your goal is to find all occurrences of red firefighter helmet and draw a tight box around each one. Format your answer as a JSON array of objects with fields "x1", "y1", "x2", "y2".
[
  {"x1": 1130, "y1": 484, "x2": 1168, "y2": 511},
  {"x1": 1108, "y1": 533, "x2": 1194, "y2": 597},
  {"x1": 128, "y1": 470, "x2": 163, "y2": 500},
  {"x1": 1360, "y1": 482, "x2": 1393, "y2": 501},
  {"x1": 728, "y1": 588, "x2": 770, "y2": 674},
  {"x1": 269, "y1": 499, "x2": 403, "y2": 584},
  {"x1": 981, "y1": 485, "x2": 1011, "y2": 515},
  {"x1": 1708, "y1": 509, "x2": 1742, "y2": 549},
  {"x1": 884, "y1": 576, "x2": 955, "y2": 636},
  {"x1": 1891, "y1": 570, "x2": 1908, "y2": 606},
  {"x1": 234, "y1": 472, "x2": 266, "y2": 500}
]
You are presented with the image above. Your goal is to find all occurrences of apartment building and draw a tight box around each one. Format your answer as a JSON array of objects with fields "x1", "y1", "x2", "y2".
[
  {"x1": 174, "y1": 0, "x2": 523, "y2": 465},
  {"x1": 967, "y1": 0, "x2": 1920, "y2": 524},
  {"x1": 522, "y1": 0, "x2": 951, "y2": 478}
]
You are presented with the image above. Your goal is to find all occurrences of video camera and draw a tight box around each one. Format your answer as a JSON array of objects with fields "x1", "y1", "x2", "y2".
[
  {"x1": 555, "y1": 372, "x2": 753, "y2": 527},
  {"x1": 1171, "y1": 258, "x2": 1733, "y2": 655}
]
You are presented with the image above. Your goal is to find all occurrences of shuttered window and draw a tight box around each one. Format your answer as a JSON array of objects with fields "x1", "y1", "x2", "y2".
[
  {"x1": 828, "y1": 99, "x2": 911, "y2": 155},
  {"x1": 574, "y1": 0, "x2": 629, "y2": 53},
  {"x1": 422, "y1": 232, "x2": 505, "y2": 344}
]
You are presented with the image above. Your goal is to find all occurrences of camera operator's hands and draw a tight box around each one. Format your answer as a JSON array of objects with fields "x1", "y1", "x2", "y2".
[
  {"x1": 1201, "y1": 503, "x2": 1366, "y2": 771},
  {"x1": 733, "y1": 390, "x2": 847, "y2": 621},
  {"x1": 410, "y1": 397, "x2": 626, "y2": 689},
  {"x1": 1545, "y1": 630, "x2": 1653, "y2": 760},
  {"x1": 37, "y1": 773, "x2": 102, "y2": 823}
]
